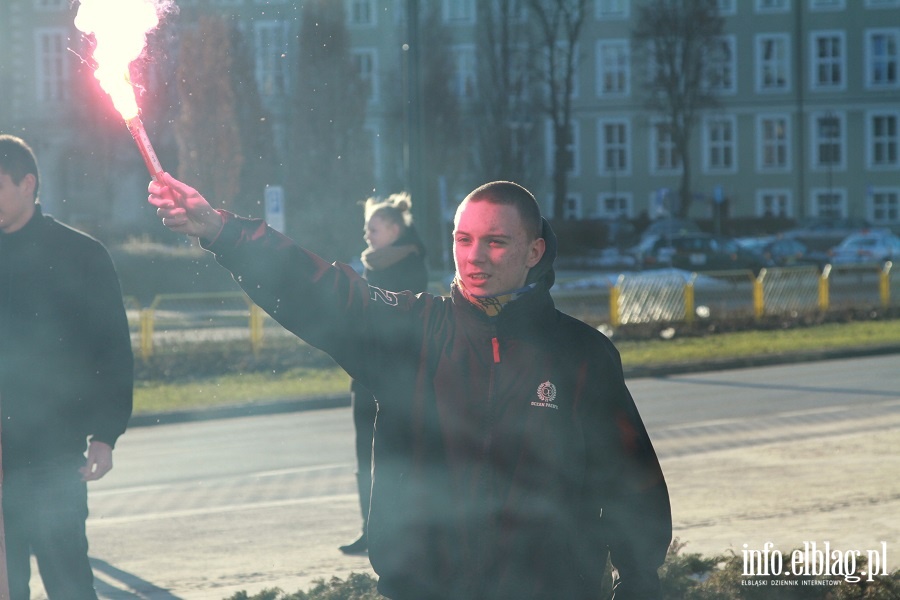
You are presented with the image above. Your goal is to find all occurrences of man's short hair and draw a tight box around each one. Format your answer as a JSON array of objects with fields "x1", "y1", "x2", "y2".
[
  {"x1": 0, "y1": 134, "x2": 40, "y2": 200},
  {"x1": 463, "y1": 181, "x2": 543, "y2": 240}
]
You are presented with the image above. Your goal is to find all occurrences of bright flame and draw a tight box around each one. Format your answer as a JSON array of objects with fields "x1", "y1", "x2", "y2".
[{"x1": 74, "y1": 0, "x2": 163, "y2": 120}]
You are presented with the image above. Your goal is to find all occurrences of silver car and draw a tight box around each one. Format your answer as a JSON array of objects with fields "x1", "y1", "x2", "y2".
[{"x1": 829, "y1": 230, "x2": 900, "y2": 265}]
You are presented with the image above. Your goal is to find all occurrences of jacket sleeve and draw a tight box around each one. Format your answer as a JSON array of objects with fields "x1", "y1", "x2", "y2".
[
  {"x1": 201, "y1": 212, "x2": 426, "y2": 391},
  {"x1": 587, "y1": 337, "x2": 672, "y2": 599},
  {"x1": 81, "y1": 240, "x2": 134, "y2": 448}
]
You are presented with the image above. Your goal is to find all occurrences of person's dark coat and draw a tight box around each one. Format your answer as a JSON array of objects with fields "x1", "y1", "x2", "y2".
[
  {"x1": 0, "y1": 205, "x2": 133, "y2": 470},
  {"x1": 361, "y1": 224, "x2": 427, "y2": 295},
  {"x1": 202, "y1": 213, "x2": 672, "y2": 600}
]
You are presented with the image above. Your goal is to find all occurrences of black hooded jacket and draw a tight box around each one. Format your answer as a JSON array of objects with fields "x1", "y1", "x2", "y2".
[
  {"x1": 203, "y1": 213, "x2": 671, "y2": 600},
  {"x1": 0, "y1": 205, "x2": 133, "y2": 470}
]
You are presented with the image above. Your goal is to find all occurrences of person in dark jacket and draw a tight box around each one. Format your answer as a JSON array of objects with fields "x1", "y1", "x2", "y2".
[
  {"x1": 341, "y1": 193, "x2": 428, "y2": 555},
  {"x1": 0, "y1": 134, "x2": 134, "y2": 600},
  {"x1": 149, "y1": 173, "x2": 672, "y2": 600}
]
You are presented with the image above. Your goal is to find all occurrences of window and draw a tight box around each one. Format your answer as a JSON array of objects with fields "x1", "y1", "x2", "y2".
[
  {"x1": 595, "y1": 193, "x2": 633, "y2": 219},
  {"x1": 758, "y1": 114, "x2": 790, "y2": 172},
  {"x1": 652, "y1": 121, "x2": 680, "y2": 173},
  {"x1": 810, "y1": 0, "x2": 844, "y2": 9},
  {"x1": 865, "y1": 0, "x2": 900, "y2": 7},
  {"x1": 490, "y1": 0, "x2": 528, "y2": 22},
  {"x1": 443, "y1": 0, "x2": 475, "y2": 24},
  {"x1": 706, "y1": 36, "x2": 736, "y2": 94},
  {"x1": 755, "y1": 0, "x2": 789, "y2": 13},
  {"x1": 716, "y1": 0, "x2": 737, "y2": 15},
  {"x1": 563, "y1": 195, "x2": 583, "y2": 220},
  {"x1": 868, "y1": 112, "x2": 899, "y2": 169},
  {"x1": 704, "y1": 116, "x2": 736, "y2": 172},
  {"x1": 597, "y1": 119, "x2": 630, "y2": 175},
  {"x1": 866, "y1": 29, "x2": 899, "y2": 88},
  {"x1": 812, "y1": 189, "x2": 847, "y2": 218},
  {"x1": 869, "y1": 188, "x2": 900, "y2": 224},
  {"x1": 756, "y1": 34, "x2": 790, "y2": 92},
  {"x1": 757, "y1": 189, "x2": 793, "y2": 218},
  {"x1": 596, "y1": 40, "x2": 629, "y2": 96},
  {"x1": 595, "y1": 0, "x2": 629, "y2": 19},
  {"x1": 352, "y1": 49, "x2": 379, "y2": 102},
  {"x1": 348, "y1": 0, "x2": 376, "y2": 26},
  {"x1": 811, "y1": 32, "x2": 845, "y2": 90},
  {"x1": 254, "y1": 21, "x2": 290, "y2": 99},
  {"x1": 451, "y1": 45, "x2": 476, "y2": 99},
  {"x1": 505, "y1": 43, "x2": 533, "y2": 103},
  {"x1": 34, "y1": 0, "x2": 65, "y2": 9},
  {"x1": 813, "y1": 112, "x2": 844, "y2": 170},
  {"x1": 546, "y1": 120, "x2": 581, "y2": 177},
  {"x1": 35, "y1": 28, "x2": 68, "y2": 102}
]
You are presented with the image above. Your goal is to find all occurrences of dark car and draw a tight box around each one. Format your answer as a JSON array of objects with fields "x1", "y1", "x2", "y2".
[
  {"x1": 737, "y1": 237, "x2": 827, "y2": 268},
  {"x1": 640, "y1": 233, "x2": 769, "y2": 274},
  {"x1": 641, "y1": 218, "x2": 702, "y2": 239}
]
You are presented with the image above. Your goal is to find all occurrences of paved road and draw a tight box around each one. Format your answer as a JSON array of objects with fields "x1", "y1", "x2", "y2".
[{"x1": 26, "y1": 354, "x2": 900, "y2": 598}]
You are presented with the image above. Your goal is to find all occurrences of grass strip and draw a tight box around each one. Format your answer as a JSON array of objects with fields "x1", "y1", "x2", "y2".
[{"x1": 134, "y1": 319, "x2": 900, "y2": 415}]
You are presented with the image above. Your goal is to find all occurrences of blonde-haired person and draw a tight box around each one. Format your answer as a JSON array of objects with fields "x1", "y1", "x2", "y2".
[{"x1": 340, "y1": 192, "x2": 428, "y2": 555}]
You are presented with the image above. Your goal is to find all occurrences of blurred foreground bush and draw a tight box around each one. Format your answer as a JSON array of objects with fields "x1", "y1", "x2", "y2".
[{"x1": 223, "y1": 540, "x2": 900, "y2": 599}]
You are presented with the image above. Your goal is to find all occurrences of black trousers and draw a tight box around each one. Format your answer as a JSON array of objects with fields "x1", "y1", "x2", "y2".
[
  {"x1": 350, "y1": 384, "x2": 378, "y2": 532},
  {"x1": 2, "y1": 459, "x2": 97, "y2": 600}
]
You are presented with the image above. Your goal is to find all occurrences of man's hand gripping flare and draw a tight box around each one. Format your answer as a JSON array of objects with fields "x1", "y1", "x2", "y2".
[{"x1": 148, "y1": 172, "x2": 224, "y2": 240}]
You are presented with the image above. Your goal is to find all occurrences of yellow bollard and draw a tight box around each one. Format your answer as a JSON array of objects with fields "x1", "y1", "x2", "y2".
[
  {"x1": 818, "y1": 265, "x2": 831, "y2": 313},
  {"x1": 684, "y1": 276, "x2": 696, "y2": 325},
  {"x1": 753, "y1": 269, "x2": 766, "y2": 320},
  {"x1": 609, "y1": 275, "x2": 623, "y2": 328},
  {"x1": 140, "y1": 308, "x2": 154, "y2": 360},
  {"x1": 249, "y1": 304, "x2": 265, "y2": 354},
  {"x1": 880, "y1": 261, "x2": 892, "y2": 309}
]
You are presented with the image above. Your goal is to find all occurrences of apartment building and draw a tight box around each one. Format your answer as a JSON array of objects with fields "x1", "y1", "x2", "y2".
[{"x1": 1, "y1": 0, "x2": 897, "y2": 232}]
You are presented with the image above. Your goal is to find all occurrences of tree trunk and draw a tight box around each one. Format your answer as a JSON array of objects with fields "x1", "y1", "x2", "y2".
[
  {"x1": 678, "y1": 135, "x2": 692, "y2": 219},
  {"x1": 553, "y1": 147, "x2": 568, "y2": 219}
]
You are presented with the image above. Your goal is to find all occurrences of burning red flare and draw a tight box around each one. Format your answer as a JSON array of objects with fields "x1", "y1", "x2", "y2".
[{"x1": 74, "y1": 0, "x2": 172, "y2": 180}]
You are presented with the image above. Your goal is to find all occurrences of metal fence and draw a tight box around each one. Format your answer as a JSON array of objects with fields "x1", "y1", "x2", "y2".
[{"x1": 129, "y1": 262, "x2": 895, "y2": 360}]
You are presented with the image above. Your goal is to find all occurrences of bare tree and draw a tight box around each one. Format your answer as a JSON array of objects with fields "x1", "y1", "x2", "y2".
[
  {"x1": 174, "y1": 15, "x2": 243, "y2": 212},
  {"x1": 418, "y1": 5, "x2": 469, "y2": 245},
  {"x1": 288, "y1": 0, "x2": 372, "y2": 262},
  {"x1": 472, "y1": 0, "x2": 541, "y2": 186},
  {"x1": 229, "y1": 21, "x2": 278, "y2": 220},
  {"x1": 526, "y1": 0, "x2": 589, "y2": 219},
  {"x1": 632, "y1": 0, "x2": 725, "y2": 218}
]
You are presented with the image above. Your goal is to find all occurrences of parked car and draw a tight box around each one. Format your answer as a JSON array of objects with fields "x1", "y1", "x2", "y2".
[
  {"x1": 783, "y1": 217, "x2": 871, "y2": 252},
  {"x1": 828, "y1": 229, "x2": 900, "y2": 265},
  {"x1": 737, "y1": 236, "x2": 827, "y2": 268},
  {"x1": 633, "y1": 233, "x2": 769, "y2": 274},
  {"x1": 641, "y1": 218, "x2": 701, "y2": 239}
]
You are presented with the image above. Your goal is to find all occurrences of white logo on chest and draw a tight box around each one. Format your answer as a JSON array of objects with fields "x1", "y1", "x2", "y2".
[{"x1": 531, "y1": 381, "x2": 559, "y2": 409}]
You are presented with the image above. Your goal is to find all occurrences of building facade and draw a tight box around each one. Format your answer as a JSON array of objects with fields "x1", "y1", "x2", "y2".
[{"x1": 1, "y1": 0, "x2": 898, "y2": 234}]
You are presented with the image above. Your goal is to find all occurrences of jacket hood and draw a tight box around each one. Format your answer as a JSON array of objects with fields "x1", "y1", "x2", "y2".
[{"x1": 525, "y1": 217, "x2": 556, "y2": 289}]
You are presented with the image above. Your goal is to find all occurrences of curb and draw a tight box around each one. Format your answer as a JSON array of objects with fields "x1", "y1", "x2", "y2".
[
  {"x1": 128, "y1": 344, "x2": 900, "y2": 429},
  {"x1": 128, "y1": 394, "x2": 351, "y2": 428},
  {"x1": 623, "y1": 342, "x2": 900, "y2": 379}
]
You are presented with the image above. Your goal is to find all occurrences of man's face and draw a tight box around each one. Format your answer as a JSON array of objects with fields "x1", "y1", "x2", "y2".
[
  {"x1": 0, "y1": 169, "x2": 36, "y2": 234},
  {"x1": 453, "y1": 199, "x2": 545, "y2": 297}
]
